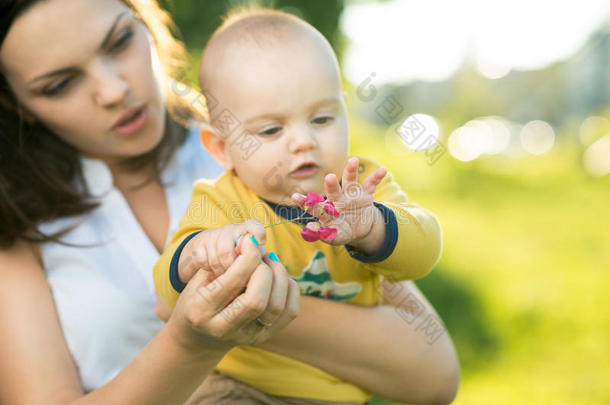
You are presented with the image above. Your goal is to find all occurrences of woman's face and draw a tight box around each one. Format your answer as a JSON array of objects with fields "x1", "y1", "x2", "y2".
[{"x1": 0, "y1": 0, "x2": 166, "y2": 167}]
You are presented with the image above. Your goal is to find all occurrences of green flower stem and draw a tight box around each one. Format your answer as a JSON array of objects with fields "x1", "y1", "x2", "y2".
[{"x1": 264, "y1": 213, "x2": 311, "y2": 229}]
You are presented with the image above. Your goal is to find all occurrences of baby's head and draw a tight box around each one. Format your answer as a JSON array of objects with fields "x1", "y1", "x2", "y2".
[{"x1": 200, "y1": 8, "x2": 349, "y2": 205}]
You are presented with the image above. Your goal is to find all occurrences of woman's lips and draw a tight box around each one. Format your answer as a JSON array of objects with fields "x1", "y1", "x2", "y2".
[
  {"x1": 112, "y1": 105, "x2": 149, "y2": 136},
  {"x1": 290, "y1": 164, "x2": 320, "y2": 179}
]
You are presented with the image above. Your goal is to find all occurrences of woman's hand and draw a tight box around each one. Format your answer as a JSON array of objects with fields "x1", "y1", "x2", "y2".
[
  {"x1": 167, "y1": 235, "x2": 300, "y2": 354},
  {"x1": 178, "y1": 219, "x2": 267, "y2": 285}
]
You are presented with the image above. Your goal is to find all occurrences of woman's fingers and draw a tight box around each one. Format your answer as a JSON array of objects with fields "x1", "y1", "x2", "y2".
[
  {"x1": 271, "y1": 278, "x2": 300, "y2": 331},
  {"x1": 204, "y1": 220, "x2": 267, "y2": 277},
  {"x1": 214, "y1": 260, "x2": 273, "y2": 329},
  {"x1": 233, "y1": 220, "x2": 266, "y2": 248},
  {"x1": 234, "y1": 233, "x2": 268, "y2": 259},
  {"x1": 256, "y1": 254, "x2": 289, "y2": 326},
  {"x1": 178, "y1": 266, "x2": 224, "y2": 324},
  {"x1": 169, "y1": 236, "x2": 300, "y2": 350},
  {"x1": 234, "y1": 220, "x2": 267, "y2": 260},
  {"x1": 252, "y1": 278, "x2": 299, "y2": 344},
  {"x1": 205, "y1": 236, "x2": 263, "y2": 313}
]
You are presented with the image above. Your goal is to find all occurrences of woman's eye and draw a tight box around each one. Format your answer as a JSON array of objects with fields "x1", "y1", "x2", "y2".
[
  {"x1": 259, "y1": 126, "x2": 282, "y2": 136},
  {"x1": 312, "y1": 116, "x2": 334, "y2": 125},
  {"x1": 42, "y1": 77, "x2": 72, "y2": 96},
  {"x1": 39, "y1": 29, "x2": 133, "y2": 97},
  {"x1": 110, "y1": 27, "x2": 133, "y2": 52}
]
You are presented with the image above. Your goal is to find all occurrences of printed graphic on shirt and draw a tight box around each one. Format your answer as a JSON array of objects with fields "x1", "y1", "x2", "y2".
[{"x1": 291, "y1": 250, "x2": 362, "y2": 301}]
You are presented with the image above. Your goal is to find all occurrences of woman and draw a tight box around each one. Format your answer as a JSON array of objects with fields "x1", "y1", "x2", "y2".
[{"x1": 0, "y1": 0, "x2": 459, "y2": 404}]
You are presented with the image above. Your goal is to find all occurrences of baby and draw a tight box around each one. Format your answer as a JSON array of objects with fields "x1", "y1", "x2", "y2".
[{"x1": 154, "y1": 8, "x2": 442, "y2": 405}]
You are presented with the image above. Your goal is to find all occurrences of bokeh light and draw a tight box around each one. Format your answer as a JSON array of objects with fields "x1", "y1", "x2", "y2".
[
  {"x1": 448, "y1": 116, "x2": 514, "y2": 161},
  {"x1": 579, "y1": 116, "x2": 610, "y2": 146},
  {"x1": 449, "y1": 126, "x2": 481, "y2": 162},
  {"x1": 481, "y1": 117, "x2": 512, "y2": 154},
  {"x1": 477, "y1": 59, "x2": 511, "y2": 79},
  {"x1": 397, "y1": 114, "x2": 440, "y2": 151},
  {"x1": 520, "y1": 120, "x2": 555, "y2": 155},
  {"x1": 583, "y1": 134, "x2": 610, "y2": 176}
]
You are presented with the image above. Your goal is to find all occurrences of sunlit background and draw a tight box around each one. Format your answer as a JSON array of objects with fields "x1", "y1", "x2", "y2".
[{"x1": 163, "y1": 0, "x2": 610, "y2": 403}]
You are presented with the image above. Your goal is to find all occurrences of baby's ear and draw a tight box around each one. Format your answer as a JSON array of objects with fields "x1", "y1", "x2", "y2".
[{"x1": 200, "y1": 125, "x2": 233, "y2": 170}]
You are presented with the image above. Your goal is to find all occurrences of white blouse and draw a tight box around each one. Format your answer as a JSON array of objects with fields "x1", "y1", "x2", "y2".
[{"x1": 39, "y1": 125, "x2": 224, "y2": 392}]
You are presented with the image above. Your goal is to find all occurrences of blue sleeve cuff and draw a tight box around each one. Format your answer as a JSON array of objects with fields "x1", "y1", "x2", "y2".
[
  {"x1": 169, "y1": 231, "x2": 202, "y2": 293},
  {"x1": 345, "y1": 202, "x2": 398, "y2": 263}
]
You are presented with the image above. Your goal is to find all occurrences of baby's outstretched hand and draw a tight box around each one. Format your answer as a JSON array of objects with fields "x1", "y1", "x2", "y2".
[{"x1": 292, "y1": 157, "x2": 387, "y2": 246}]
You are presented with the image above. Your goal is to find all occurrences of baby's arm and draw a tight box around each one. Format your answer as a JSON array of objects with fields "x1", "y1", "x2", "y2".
[
  {"x1": 153, "y1": 181, "x2": 266, "y2": 309},
  {"x1": 364, "y1": 161, "x2": 442, "y2": 281},
  {"x1": 292, "y1": 156, "x2": 441, "y2": 281}
]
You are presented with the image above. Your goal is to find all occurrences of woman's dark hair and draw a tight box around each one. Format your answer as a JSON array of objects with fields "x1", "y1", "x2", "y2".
[{"x1": 0, "y1": 0, "x2": 209, "y2": 248}]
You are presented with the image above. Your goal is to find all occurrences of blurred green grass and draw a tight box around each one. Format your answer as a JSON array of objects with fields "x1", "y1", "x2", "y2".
[{"x1": 350, "y1": 114, "x2": 610, "y2": 404}]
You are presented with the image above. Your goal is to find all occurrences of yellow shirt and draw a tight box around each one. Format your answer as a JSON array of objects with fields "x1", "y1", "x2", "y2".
[{"x1": 154, "y1": 157, "x2": 442, "y2": 402}]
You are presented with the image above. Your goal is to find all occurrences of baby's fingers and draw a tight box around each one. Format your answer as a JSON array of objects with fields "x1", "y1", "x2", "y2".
[
  {"x1": 241, "y1": 220, "x2": 267, "y2": 246},
  {"x1": 291, "y1": 192, "x2": 307, "y2": 207},
  {"x1": 291, "y1": 190, "x2": 336, "y2": 224},
  {"x1": 361, "y1": 167, "x2": 387, "y2": 195},
  {"x1": 341, "y1": 157, "x2": 360, "y2": 195},
  {"x1": 216, "y1": 234, "x2": 238, "y2": 274},
  {"x1": 324, "y1": 173, "x2": 342, "y2": 201}
]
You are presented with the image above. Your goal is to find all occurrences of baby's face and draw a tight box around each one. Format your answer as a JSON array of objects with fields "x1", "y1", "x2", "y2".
[{"x1": 205, "y1": 34, "x2": 349, "y2": 205}]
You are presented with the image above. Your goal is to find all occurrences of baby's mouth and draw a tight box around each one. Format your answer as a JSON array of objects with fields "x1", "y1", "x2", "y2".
[{"x1": 290, "y1": 162, "x2": 320, "y2": 179}]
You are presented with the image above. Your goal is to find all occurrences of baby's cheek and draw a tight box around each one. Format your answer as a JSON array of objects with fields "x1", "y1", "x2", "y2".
[{"x1": 241, "y1": 161, "x2": 286, "y2": 200}]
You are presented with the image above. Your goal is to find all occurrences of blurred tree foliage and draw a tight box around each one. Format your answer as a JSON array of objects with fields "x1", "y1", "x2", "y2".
[{"x1": 159, "y1": 0, "x2": 345, "y2": 52}]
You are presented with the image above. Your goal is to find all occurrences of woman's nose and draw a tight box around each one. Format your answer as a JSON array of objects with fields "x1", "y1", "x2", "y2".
[
  {"x1": 92, "y1": 61, "x2": 129, "y2": 107},
  {"x1": 288, "y1": 125, "x2": 318, "y2": 153}
]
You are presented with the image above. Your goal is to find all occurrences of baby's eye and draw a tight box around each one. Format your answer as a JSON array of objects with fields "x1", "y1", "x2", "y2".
[
  {"x1": 259, "y1": 126, "x2": 282, "y2": 136},
  {"x1": 312, "y1": 116, "x2": 334, "y2": 125}
]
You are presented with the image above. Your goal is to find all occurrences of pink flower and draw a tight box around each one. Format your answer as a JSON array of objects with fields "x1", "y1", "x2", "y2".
[
  {"x1": 304, "y1": 192, "x2": 324, "y2": 207},
  {"x1": 301, "y1": 228, "x2": 320, "y2": 242},
  {"x1": 323, "y1": 201, "x2": 339, "y2": 217},
  {"x1": 318, "y1": 227, "x2": 338, "y2": 241}
]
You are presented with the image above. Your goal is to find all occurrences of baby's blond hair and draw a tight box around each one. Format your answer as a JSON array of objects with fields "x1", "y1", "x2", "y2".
[
  {"x1": 199, "y1": 4, "x2": 337, "y2": 90},
  {"x1": 210, "y1": 4, "x2": 313, "y2": 47}
]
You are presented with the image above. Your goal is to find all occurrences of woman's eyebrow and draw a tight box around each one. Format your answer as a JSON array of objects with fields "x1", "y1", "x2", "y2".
[{"x1": 28, "y1": 11, "x2": 129, "y2": 85}]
